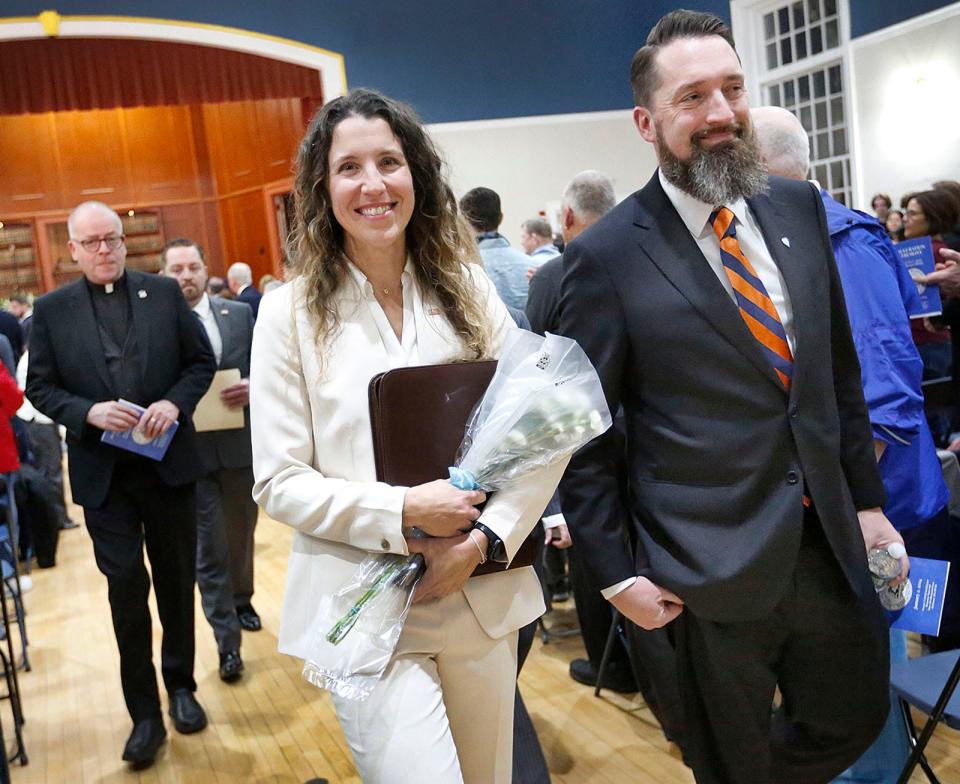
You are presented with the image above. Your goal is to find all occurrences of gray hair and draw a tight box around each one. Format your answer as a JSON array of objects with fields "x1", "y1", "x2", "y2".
[
  {"x1": 562, "y1": 170, "x2": 616, "y2": 220},
  {"x1": 227, "y1": 262, "x2": 252, "y2": 285},
  {"x1": 751, "y1": 106, "x2": 810, "y2": 181},
  {"x1": 521, "y1": 218, "x2": 553, "y2": 241},
  {"x1": 67, "y1": 201, "x2": 122, "y2": 238}
]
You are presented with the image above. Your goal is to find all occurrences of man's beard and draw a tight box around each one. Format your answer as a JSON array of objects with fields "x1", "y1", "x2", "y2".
[{"x1": 658, "y1": 122, "x2": 768, "y2": 205}]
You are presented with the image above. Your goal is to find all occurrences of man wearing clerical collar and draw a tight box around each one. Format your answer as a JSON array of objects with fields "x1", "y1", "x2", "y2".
[{"x1": 26, "y1": 201, "x2": 216, "y2": 770}]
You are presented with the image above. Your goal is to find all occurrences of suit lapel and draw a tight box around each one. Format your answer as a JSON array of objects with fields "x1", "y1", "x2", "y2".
[
  {"x1": 71, "y1": 282, "x2": 113, "y2": 391},
  {"x1": 210, "y1": 297, "x2": 231, "y2": 369},
  {"x1": 747, "y1": 185, "x2": 810, "y2": 399},
  {"x1": 634, "y1": 176, "x2": 784, "y2": 391},
  {"x1": 126, "y1": 270, "x2": 151, "y2": 375}
]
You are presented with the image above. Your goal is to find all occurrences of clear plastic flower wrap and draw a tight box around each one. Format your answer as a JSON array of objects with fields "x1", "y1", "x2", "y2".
[
  {"x1": 302, "y1": 329, "x2": 611, "y2": 702},
  {"x1": 302, "y1": 552, "x2": 424, "y2": 701},
  {"x1": 448, "y1": 329, "x2": 613, "y2": 491}
]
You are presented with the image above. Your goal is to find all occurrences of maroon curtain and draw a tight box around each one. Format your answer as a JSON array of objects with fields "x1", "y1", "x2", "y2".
[{"x1": 0, "y1": 38, "x2": 323, "y2": 115}]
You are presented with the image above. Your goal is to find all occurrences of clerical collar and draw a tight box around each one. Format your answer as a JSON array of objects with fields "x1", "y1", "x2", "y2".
[{"x1": 85, "y1": 272, "x2": 128, "y2": 296}]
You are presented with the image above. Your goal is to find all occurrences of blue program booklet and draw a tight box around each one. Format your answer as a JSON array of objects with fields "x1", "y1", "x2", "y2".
[
  {"x1": 896, "y1": 236, "x2": 942, "y2": 318},
  {"x1": 100, "y1": 399, "x2": 178, "y2": 462},
  {"x1": 889, "y1": 556, "x2": 951, "y2": 636}
]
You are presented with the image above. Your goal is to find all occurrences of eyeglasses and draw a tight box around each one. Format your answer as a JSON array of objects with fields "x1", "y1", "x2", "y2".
[{"x1": 73, "y1": 235, "x2": 125, "y2": 252}]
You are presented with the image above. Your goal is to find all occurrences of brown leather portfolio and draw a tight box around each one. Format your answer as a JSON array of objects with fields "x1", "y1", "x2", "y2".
[{"x1": 368, "y1": 360, "x2": 537, "y2": 577}]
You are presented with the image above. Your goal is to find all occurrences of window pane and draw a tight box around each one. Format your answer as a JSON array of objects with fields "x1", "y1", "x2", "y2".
[
  {"x1": 815, "y1": 164, "x2": 828, "y2": 184},
  {"x1": 814, "y1": 100, "x2": 827, "y2": 127},
  {"x1": 779, "y1": 6, "x2": 791, "y2": 34},
  {"x1": 784, "y1": 80, "x2": 796, "y2": 106},
  {"x1": 800, "y1": 105, "x2": 813, "y2": 131},
  {"x1": 768, "y1": 84, "x2": 782, "y2": 106},
  {"x1": 813, "y1": 70, "x2": 826, "y2": 98},
  {"x1": 833, "y1": 129, "x2": 847, "y2": 156},
  {"x1": 811, "y1": 26, "x2": 823, "y2": 54},
  {"x1": 781, "y1": 37, "x2": 793, "y2": 65},
  {"x1": 829, "y1": 65, "x2": 842, "y2": 94},
  {"x1": 826, "y1": 19, "x2": 839, "y2": 48},
  {"x1": 831, "y1": 160, "x2": 844, "y2": 188},
  {"x1": 830, "y1": 96, "x2": 844, "y2": 124},
  {"x1": 835, "y1": 192, "x2": 847, "y2": 206},
  {"x1": 767, "y1": 42, "x2": 779, "y2": 70},
  {"x1": 824, "y1": 0, "x2": 837, "y2": 17},
  {"x1": 793, "y1": 1, "x2": 805, "y2": 27},
  {"x1": 799, "y1": 75, "x2": 811, "y2": 100},
  {"x1": 808, "y1": 0, "x2": 821, "y2": 22},
  {"x1": 764, "y1": 12, "x2": 776, "y2": 39},
  {"x1": 817, "y1": 132, "x2": 830, "y2": 158},
  {"x1": 795, "y1": 31, "x2": 808, "y2": 60}
]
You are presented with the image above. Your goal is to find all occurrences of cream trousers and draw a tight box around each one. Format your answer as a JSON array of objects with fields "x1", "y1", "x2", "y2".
[{"x1": 332, "y1": 590, "x2": 519, "y2": 784}]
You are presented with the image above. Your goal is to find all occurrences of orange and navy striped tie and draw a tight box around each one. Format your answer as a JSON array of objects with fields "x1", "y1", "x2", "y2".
[{"x1": 709, "y1": 207, "x2": 794, "y2": 392}]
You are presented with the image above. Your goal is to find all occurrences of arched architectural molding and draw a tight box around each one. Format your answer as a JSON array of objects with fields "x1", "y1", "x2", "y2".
[{"x1": 0, "y1": 11, "x2": 346, "y2": 103}]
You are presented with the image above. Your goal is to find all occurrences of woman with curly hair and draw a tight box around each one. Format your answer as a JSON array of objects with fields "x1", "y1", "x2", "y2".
[{"x1": 248, "y1": 89, "x2": 564, "y2": 783}]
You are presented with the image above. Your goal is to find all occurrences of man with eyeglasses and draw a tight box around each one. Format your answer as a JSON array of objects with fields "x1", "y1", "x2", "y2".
[{"x1": 26, "y1": 201, "x2": 216, "y2": 769}]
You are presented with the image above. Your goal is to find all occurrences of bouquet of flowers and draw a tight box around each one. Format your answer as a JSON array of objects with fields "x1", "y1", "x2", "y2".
[{"x1": 302, "y1": 329, "x2": 611, "y2": 701}]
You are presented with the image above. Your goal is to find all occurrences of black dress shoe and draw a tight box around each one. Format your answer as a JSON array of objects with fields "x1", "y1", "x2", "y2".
[
  {"x1": 122, "y1": 717, "x2": 166, "y2": 768},
  {"x1": 236, "y1": 603, "x2": 262, "y2": 631},
  {"x1": 569, "y1": 657, "x2": 638, "y2": 693},
  {"x1": 219, "y1": 649, "x2": 244, "y2": 683},
  {"x1": 168, "y1": 689, "x2": 208, "y2": 734}
]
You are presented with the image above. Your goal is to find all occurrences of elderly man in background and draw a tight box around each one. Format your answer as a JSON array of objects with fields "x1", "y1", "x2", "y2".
[
  {"x1": 755, "y1": 103, "x2": 951, "y2": 784},
  {"x1": 227, "y1": 261, "x2": 261, "y2": 319},
  {"x1": 26, "y1": 201, "x2": 216, "y2": 769}
]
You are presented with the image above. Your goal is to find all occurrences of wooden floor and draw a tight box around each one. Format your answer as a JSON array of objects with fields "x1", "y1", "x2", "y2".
[{"x1": 4, "y1": 500, "x2": 960, "y2": 782}]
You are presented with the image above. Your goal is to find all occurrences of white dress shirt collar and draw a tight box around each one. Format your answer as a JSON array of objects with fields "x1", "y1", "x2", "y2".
[
  {"x1": 658, "y1": 168, "x2": 750, "y2": 240},
  {"x1": 193, "y1": 291, "x2": 213, "y2": 319}
]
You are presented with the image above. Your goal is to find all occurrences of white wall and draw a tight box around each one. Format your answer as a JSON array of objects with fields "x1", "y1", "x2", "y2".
[
  {"x1": 429, "y1": 110, "x2": 658, "y2": 246},
  {"x1": 851, "y1": 4, "x2": 960, "y2": 209}
]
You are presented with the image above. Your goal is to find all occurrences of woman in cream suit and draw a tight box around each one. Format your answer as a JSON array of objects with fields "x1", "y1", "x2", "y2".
[{"x1": 249, "y1": 89, "x2": 565, "y2": 783}]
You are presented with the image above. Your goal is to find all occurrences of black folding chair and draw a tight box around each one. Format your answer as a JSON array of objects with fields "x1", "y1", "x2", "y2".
[{"x1": 891, "y1": 649, "x2": 960, "y2": 784}]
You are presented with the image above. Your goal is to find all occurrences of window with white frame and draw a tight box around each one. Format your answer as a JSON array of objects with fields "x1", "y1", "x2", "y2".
[
  {"x1": 737, "y1": 0, "x2": 853, "y2": 205},
  {"x1": 765, "y1": 63, "x2": 852, "y2": 205}
]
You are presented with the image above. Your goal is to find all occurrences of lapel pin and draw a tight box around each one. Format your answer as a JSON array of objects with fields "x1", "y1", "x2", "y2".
[
  {"x1": 137, "y1": 289, "x2": 148, "y2": 299},
  {"x1": 427, "y1": 307, "x2": 441, "y2": 316},
  {"x1": 220, "y1": 309, "x2": 229, "y2": 315},
  {"x1": 781, "y1": 237, "x2": 791, "y2": 248}
]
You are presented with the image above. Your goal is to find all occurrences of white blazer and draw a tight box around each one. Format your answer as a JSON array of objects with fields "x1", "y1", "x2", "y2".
[{"x1": 249, "y1": 264, "x2": 566, "y2": 659}]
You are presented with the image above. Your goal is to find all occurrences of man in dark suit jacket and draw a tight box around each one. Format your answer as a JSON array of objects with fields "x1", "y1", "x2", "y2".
[
  {"x1": 26, "y1": 202, "x2": 216, "y2": 769},
  {"x1": 162, "y1": 239, "x2": 261, "y2": 683},
  {"x1": 227, "y1": 261, "x2": 261, "y2": 319},
  {"x1": 559, "y1": 12, "x2": 904, "y2": 783}
]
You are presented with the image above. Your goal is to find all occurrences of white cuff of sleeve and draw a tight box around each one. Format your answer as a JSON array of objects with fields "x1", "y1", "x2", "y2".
[
  {"x1": 601, "y1": 576, "x2": 638, "y2": 600},
  {"x1": 542, "y1": 513, "x2": 565, "y2": 529}
]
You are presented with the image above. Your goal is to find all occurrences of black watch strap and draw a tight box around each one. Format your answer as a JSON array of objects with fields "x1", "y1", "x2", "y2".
[{"x1": 472, "y1": 522, "x2": 507, "y2": 563}]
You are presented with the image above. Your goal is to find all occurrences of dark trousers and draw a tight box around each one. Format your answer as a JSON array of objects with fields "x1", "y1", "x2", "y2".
[
  {"x1": 83, "y1": 462, "x2": 198, "y2": 722},
  {"x1": 210, "y1": 464, "x2": 258, "y2": 607},
  {"x1": 675, "y1": 515, "x2": 889, "y2": 784},
  {"x1": 568, "y1": 545, "x2": 633, "y2": 672},
  {"x1": 514, "y1": 527, "x2": 551, "y2": 784},
  {"x1": 196, "y1": 472, "x2": 243, "y2": 654}
]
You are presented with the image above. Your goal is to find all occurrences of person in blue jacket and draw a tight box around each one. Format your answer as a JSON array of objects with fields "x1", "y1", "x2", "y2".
[{"x1": 755, "y1": 105, "x2": 950, "y2": 784}]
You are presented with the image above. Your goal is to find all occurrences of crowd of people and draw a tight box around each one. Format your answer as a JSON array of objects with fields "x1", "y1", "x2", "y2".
[{"x1": 7, "y1": 8, "x2": 960, "y2": 784}]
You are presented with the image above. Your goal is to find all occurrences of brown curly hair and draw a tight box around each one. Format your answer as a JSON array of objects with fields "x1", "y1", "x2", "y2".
[{"x1": 289, "y1": 88, "x2": 490, "y2": 360}]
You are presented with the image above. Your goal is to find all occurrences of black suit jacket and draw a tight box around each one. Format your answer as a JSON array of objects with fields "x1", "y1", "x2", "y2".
[
  {"x1": 26, "y1": 269, "x2": 216, "y2": 508},
  {"x1": 525, "y1": 254, "x2": 563, "y2": 336},
  {"x1": 559, "y1": 172, "x2": 885, "y2": 622},
  {"x1": 236, "y1": 285, "x2": 262, "y2": 319},
  {"x1": 194, "y1": 296, "x2": 254, "y2": 474}
]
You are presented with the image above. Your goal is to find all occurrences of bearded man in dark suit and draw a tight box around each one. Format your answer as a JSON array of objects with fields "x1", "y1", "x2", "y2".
[{"x1": 559, "y1": 12, "x2": 905, "y2": 783}]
